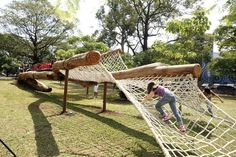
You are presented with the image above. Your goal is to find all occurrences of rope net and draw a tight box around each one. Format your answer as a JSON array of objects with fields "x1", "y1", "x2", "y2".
[{"x1": 61, "y1": 50, "x2": 236, "y2": 157}]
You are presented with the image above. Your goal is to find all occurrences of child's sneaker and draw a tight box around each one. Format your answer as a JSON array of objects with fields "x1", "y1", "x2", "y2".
[
  {"x1": 179, "y1": 125, "x2": 186, "y2": 132},
  {"x1": 162, "y1": 114, "x2": 171, "y2": 122}
]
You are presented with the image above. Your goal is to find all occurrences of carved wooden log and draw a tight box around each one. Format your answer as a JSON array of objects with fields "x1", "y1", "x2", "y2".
[
  {"x1": 17, "y1": 50, "x2": 101, "y2": 92},
  {"x1": 17, "y1": 71, "x2": 64, "y2": 81},
  {"x1": 52, "y1": 50, "x2": 101, "y2": 73},
  {"x1": 19, "y1": 78, "x2": 52, "y2": 92},
  {"x1": 112, "y1": 64, "x2": 201, "y2": 79}
]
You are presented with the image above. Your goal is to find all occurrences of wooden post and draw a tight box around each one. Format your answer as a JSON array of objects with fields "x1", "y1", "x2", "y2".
[
  {"x1": 102, "y1": 82, "x2": 107, "y2": 112},
  {"x1": 61, "y1": 69, "x2": 69, "y2": 114},
  {"x1": 86, "y1": 86, "x2": 89, "y2": 97}
]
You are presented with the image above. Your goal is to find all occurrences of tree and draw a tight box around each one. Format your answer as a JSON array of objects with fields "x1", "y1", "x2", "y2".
[
  {"x1": 0, "y1": 52, "x2": 21, "y2": 76},
  {"x1": 0, "y1": 33, "x2": 30, "y2": 75},
  {"x1": 209, "y1": 0, "x2": 236, "y2": 78},
  {"x1": 76, "y1": 36, "x2": 109, "y2": 54},
  {"x1": 0, "y1": 33, "x2": 29, "y2": 59},
  {"x1": 96, "y1": 0, "x2": 137, "y2": 53},
  {"x1": 0, "y1": 0, "x2": 73, "y2": 64},
  {"x1": 96, "y1": 0, "x2": 200, "y2": 53},
  {"x1": 55, "y1": 35, "x2": 109, "y2": 59},
  {"x1": 148, "y1": 8, "x2": 212, "y2": 65}
]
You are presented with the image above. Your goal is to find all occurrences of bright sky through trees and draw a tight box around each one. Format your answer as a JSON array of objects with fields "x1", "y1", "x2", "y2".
[{"x1": 0, "y1": 0, "x2": 226, "y2": 35}]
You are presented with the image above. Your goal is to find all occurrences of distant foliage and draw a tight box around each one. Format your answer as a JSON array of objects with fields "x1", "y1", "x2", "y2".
[
  {"x1": 150, "y1": 8, "x2": 213, "y2": 65},
  {"x1": 133, "y1": 49, "x2": 160, "y2": 66},
  {"x1": 209, "y1": 1, "x2": 236, "y2": 78},
  {"x1": 55, "y1": 35, "x2": 109, "y2": 59},
  {"x1": 0, "y1": 0, "x2": 73, "y2": 64},
  {"x1": 96, "y1": 0, "x2": 201, "y2": 54},
  {"x1": 121, "y1": 53, "x2": 134, "y2": 68}
]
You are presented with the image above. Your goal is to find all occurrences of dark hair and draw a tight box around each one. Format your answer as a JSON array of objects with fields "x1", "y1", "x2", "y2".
[
  {"x1": 204, "y1": 87, "x2": 211, "y2": 94},
  {"x1": 147, "y1": 82, "x2": 155, "y2": 94}
]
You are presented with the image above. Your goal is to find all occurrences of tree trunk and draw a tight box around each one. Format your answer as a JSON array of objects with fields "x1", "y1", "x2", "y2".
[{"x1": 142, "y1": 20, "x2": 149, "y2": 51}]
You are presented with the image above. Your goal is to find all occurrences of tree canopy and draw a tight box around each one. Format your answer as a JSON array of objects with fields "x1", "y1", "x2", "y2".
[
  {"x1": 133, "y1": 8, "x2": 212, "y2": 66},
  {"x1": 96, "y1": 0, "x2": 201, "y2": 54},
  {"x1": 0, "y1": 0, "x2": 73, "y2": 64},
  {"x1": 55, "y1": 35, "x2": 109, "y2": 59},
  {"x1": 208, "y1": 0, "x2": 236, "y2": 78}
]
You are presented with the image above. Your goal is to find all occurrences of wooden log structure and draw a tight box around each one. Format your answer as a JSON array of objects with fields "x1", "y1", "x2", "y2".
[
  {"x1": 17, "y1": 50, "x2": 101, "y2": 90},
  {"x1": 17, "y1": 49, "x2": 201, "y2": 114},
  {"x1": 17, "y1": 71, "x2": 64, "y2": 81},
  {"x1": 111, "y1": 63, "x2": 201, "y2": 80}
]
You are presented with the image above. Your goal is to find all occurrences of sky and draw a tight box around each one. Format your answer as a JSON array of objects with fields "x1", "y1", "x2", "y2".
[{"x1": 0, "y1": 0, "x2": 227, "y2": 36}]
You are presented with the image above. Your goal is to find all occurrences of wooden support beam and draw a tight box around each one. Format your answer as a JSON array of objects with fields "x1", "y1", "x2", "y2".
[
  {"x1": 52, "y1": 50, "x2": 101, "y2": 73},
  {"x1": 112, "y1": 64, "x2": 201, "y2": 79},
  {"x1": 102, "y1": 82, "x2": 107, "y2": 112},
  {"x1": 61, "y1": 69, "x2": 69, "y2": 114},
  {"x1": 86, "y1": 86, "x2": 89, "y2": 98}
]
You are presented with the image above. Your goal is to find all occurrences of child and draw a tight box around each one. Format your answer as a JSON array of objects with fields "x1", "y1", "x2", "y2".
[
  {"x1": 93, "y1": 83, "x2": 99, "y2": 98},
  {"x1": 143, "y1": 82, "x2": 186, "y2": 132},
  {"x1": 203, "y1": 87, "x2": 223, "y2": 116}
]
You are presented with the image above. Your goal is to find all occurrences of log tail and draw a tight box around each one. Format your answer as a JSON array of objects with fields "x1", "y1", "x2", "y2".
[
  {"x1": 19, "y1": 78, "x2": 52, "y2": 92},
  {"x1": 17, "y1": 71, "x2": 63, "y2": 81}
]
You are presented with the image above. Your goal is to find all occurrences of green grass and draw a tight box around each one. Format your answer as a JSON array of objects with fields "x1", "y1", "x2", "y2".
[
  {"x1": 0, "y1": 79, "x2": 163, "y2": 157},
  {"x1": 0, "y1": 79, "x2": 235, "y2": 157}
]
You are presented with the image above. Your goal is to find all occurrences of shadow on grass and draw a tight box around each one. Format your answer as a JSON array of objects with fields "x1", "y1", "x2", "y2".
[
  {"x1": 66, "y1": 102, "x2": 159, "y2": 147},
  {"x1": 132, "y1": 144, "x2": 164, "y2": 157},
  {"x1": 28, "y1": 99, "x2": 60, "y2": 157},
  {"x1": 14, "y1": 82, "x2": 60, "y2": 156},
  {"x1": 15, "y1": 82, "x2": 162, "y2": 155}
]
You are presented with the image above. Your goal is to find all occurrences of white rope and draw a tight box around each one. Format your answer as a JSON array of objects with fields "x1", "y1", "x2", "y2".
[{"x1": 61, "y1": 50, "x2": 236, "y2": 157}]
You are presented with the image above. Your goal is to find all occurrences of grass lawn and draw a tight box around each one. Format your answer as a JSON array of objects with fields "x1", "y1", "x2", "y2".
[{"x1": 0, "y1": 78, "x2": 235, "y2": 157}]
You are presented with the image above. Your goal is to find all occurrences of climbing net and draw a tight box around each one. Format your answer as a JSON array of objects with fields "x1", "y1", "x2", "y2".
[{"x1": 61, "y1": 49, "x2": 236, "y2": 157}]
